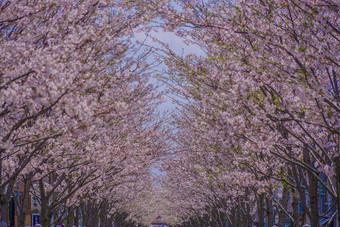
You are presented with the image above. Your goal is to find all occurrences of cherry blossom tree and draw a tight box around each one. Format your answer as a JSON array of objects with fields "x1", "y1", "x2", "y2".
[
  {"x1": 0, "y1": 0, "x2": 166, "y2": 226},
  {"x1": 138, "y1": 0, "x2": 340, "y2": 225},
  {"x1": 1, "y1": 0, "x2": 339, "y2": 226}
]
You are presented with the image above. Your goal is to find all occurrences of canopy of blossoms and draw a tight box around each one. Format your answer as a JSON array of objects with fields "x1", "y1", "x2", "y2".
[{"x1": 0, "y1": 0, "x2": 339, "y2": 226}]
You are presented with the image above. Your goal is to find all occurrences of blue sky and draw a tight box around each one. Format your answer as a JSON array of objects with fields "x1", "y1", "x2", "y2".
[{"x1": 134, "y1": 30, "x2": 204, "y2": 113}]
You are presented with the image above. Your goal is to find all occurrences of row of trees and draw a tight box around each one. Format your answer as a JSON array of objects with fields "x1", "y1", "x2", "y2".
[
  {"x1": 0, "y1": 1, "x2": 167, "y2": 226},
  {"x1": 1, "y1": 0, "x2": 339, "y2": 226},
  {"x1": 144, "y1": 0, "x2": 339, "y2": 226}
]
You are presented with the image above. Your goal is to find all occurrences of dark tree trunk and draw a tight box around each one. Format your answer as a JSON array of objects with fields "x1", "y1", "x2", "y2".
[
  {"x1": 335, "y1": 156, "x2": 340, "y2": 227},
  {"x1": 278, "y1": 185, "x2": 289, "y2": 227},
  {"x1": 18, "y1": 174, "x2": 32, "y2": 227},
  {"x1": 309, "y1": 174, "x2": 319, "y2": 227},
  {"x1": 266, "y1": 197, "x2": 274, "y2": 227},
  {"x1": 292, "y1": 164, "x2": 312, "y2": 223},
  {"x1": 40, "y1": 179, "x2": 52, "y2": 227},
  {"x1": 257, "y1": 194, "x2": 264, "y2": 227},
  {"x1": 74, "y1": 206, "x2": 80, "y2": 227},
  {"x1": 292, "y1": 188, "x2": 300, "y2": 227},
  {"x1": 304, "y1": 147, "x2": 319, "y2": 227},
  {"x1": 40, "y1": 207, "x2": 52, "y2": 227},
  {"x1": 66, "y1": 207, "x2": 74, "y2": 227},
  {"x1": 0, "y1": 178, "x2": 16, "y2": 225},
  {"x1": 0, "y1": 198, "x2": 9, "y2": 224}
]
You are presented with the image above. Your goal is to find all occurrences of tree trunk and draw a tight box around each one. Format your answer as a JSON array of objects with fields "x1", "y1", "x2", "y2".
[
  {"x1": 246, "y1": 202, "x2": 252, "y2": 227},
  {"x1": 18, "y1": 173, "x2": 32, "y2": 227},
  {"x1": 278, "y1": 185, "x2": 289, "y2": 227},
  {"x1": 257, "y1": 194, "x2": 264, "y2": 227},
  {"x1": 40, "y1": 207, "x2": 52, "y2": 227},
  {"x1": 40, "y1": 179, "x2": 52, "y2": 227},
  {"x1": 40, "y1": 205, "x2": 52, "y2": 227},
  {"x1": 304, "y1": 146, "x2": 319, "y2": 227},
  {"x1": 335, "y1": 156, "x2": 340, "y2": 227},
  {"x1": 0, "y1": 177, "x2": 16, "y2": 224},
  {"x1": 74, "y1": 206, "x2": 80, "y2": 227},
  {"x1": 235, "y1": 207, "x2": 240, "y2": 227},
  {"x1": 91, "y1": 206, "x2": 99, "y2": 227},
  {"x1": 66, "y1": 207, "x2": 74, "y2": 227},
  {"x1": 266, "y1": 197, "x2": 274, "y2": 227},
  {"x1": 292, "y1": 164, "x2": 312, "y2": 223},
  {"x1": 217, "y1": 209, "x2": 224, "y2": 227},
  {"x1": 241, "y1": 204, "x2": 248, "y2": 227},
  {"x1": 292, "y1": 188, "x2": 299, "y2": 227},
  {"x1": 0, "y1": 198, "x2": 9, "y2": 224},
  {"x1": 81, "y1": 204, "x2": 89, "y2": 226},
  {"x1": 309, "y1": 173, "x2": 319, "y2": 227}
]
